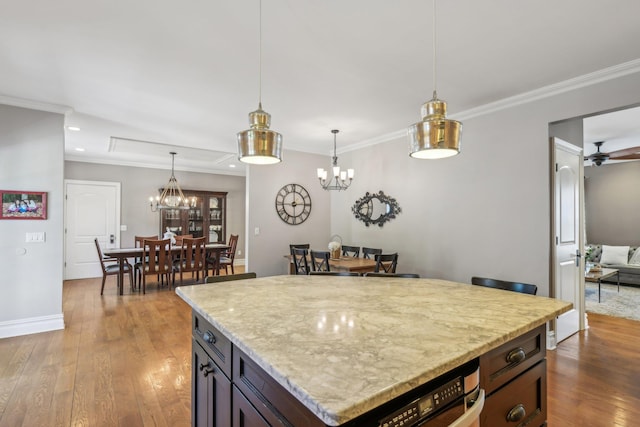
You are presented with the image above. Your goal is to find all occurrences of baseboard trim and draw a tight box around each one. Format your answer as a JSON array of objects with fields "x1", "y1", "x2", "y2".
[{"x1": 0, "y1": 314, "x2": 65, "y2": 339}]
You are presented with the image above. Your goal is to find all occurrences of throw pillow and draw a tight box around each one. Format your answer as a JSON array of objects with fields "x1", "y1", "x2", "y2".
[
  {"x1": 600, "y1": 245, "x2": 630, "y2": 265},
  {"x1": 629, "y1": 248, "x2": 640, "y2": 265}
]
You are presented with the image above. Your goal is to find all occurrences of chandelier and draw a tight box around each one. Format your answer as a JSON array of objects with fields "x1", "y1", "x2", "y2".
[
  {"x1": 149, "y1": 152, "x2": 193, "y2": 212},
  {"x1": 237, "y1": 0, "x2": 282, "y2": 164},
  {"x1": 407, "y1": 0, "x2": 462, "y2": 159},
  {"x1": 317, "y1": 129, "x2": 354, "y2": 191}
]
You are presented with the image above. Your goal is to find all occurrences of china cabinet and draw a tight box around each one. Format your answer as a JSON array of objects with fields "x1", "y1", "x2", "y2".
[{"x1": 159, "y1": 190, "x2": 227, "y2": 244}]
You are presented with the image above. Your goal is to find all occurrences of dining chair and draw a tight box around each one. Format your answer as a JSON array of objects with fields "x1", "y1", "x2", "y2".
[
  {"x1": 364, "y1": 272, "x2": 419, "y2": 278},
  {"x1": 310, "y1": 250, "x2": 331, "y2": 272},
  {"x1": 141, "y1": 238, "x2": 175, "y2": 294},
  {"x1": 205, "y1": 272, "x2": 257, "y2": 283},
  {"x1": 95, "y1": 238, "x2": 134, "y2": 295},
  {"x1": 289, "y1": 243, "x2": 310, "y2": 252},
  {"x1": 362, "y1": 247, "x2": 382, "y2": 259},
  {"x1": 310, "y1": 271, "x2": 360, "y2": 276},
  {"x1": 341, "y1": 245, "x2": 360, "y2": 257},
  {"x1": 174, "y1": 234, "x2": 194, "y2": 246},
  {"x1": 374, "y1": 253, "x2": 398, "y2": 273},
  {"x1": 220, "y1": 234, "x2": 239, "y2": 274},
  {"x1": 176, "y1": 237, "x2": 206, "y2": 285},
  {"x1": 471, "y1": 276, "x2": 538, "y2": 295},
  {"x1": 134, "y1": 235, "x2": 158, "y2": 289},
  {"x1": 291, "y1": 247, "x2": 311, "y2": 275}
]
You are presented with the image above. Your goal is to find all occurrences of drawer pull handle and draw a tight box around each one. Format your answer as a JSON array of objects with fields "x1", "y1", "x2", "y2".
[
  {"x1": 507, "y1": 403, "x2": 526, "y2": 422},
  {"x1": 506, "y1": 347, "x2": 526, "y2": 364},
  {"x1": 199, "y1": 362, "x2": 215, "y2": 377},
  {"x1": 203, "y1": 331, "x2": 216, "y2": 344}
]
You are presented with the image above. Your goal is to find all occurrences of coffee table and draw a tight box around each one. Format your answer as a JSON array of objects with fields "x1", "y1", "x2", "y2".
[{"x1": 585, "y1": 267, "x2": 620, "y2": 303}]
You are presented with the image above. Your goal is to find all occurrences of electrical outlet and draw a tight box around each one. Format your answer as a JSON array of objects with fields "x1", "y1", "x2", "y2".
[{"x1": 237, "y1": 250, "x2": 242, "y2": 256}]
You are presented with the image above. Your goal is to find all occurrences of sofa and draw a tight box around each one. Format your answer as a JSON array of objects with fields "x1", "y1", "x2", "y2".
[{"x1": 586, "y1": 244, "x2": 640, "y2": 286}]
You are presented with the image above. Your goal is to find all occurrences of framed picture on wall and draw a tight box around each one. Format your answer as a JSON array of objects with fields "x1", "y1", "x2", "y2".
[{"x1": 0, "y1": 190, "x2": 48, "y2": 220}]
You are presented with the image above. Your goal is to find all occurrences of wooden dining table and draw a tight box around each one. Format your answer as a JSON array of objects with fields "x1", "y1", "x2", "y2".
[
  {"x1": 104, "y1": 243, "x2": 230, "y2": 295},
  {"x1": 285, "y1": 255, "x2": 377, "y2": 274}
]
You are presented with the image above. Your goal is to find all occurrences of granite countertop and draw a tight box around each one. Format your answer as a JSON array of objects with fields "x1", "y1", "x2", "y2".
[{"x1": 176, "y1": 275, "x2": 572, "y2": 426}]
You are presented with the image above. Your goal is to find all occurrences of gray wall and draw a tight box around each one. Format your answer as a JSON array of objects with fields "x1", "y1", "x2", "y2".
[
  {"x1": 585, "y1": 161, "x2": 640, "y2": 246},
  {"x1": 246, "y1": 150, "x2": 331, "y2": 276},
  {"x1": 0, "y1": 104, "x2": 64, "y2": 337},
  {"x1": 65, "y1": 161, "x2": 247, "y2": 261}
]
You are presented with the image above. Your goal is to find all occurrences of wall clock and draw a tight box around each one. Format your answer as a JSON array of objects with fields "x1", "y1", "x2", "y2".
[{"x1": 275, "y1": 183, "x2": 311, "y2": 225}]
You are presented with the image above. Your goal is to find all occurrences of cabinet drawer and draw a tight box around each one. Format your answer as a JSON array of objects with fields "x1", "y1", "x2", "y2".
[
  {"x1": 480, "y1": 324, "x2": 545, "y2": 395},
  {"x1": 233, "y1": 348, "x2": 325, "y2": 427},
  {"x1": 193, "y1": 312, "x2": 232, "y2": 378},
  {"x1": 481, "y1": 360, "x2": 546, "y2": 427}
]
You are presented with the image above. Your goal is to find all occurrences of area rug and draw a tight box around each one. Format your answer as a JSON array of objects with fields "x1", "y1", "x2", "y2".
[{"x1": 585, "y1": 282, "x2": 640, "y2": 322}]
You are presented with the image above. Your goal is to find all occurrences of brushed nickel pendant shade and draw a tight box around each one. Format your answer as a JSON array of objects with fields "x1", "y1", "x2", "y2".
[
  {"x1": 408, "y1": 0, "x2": 462, "y2": 159},
  {"x1": 237, "y1": 0, "x2": 282, "y2": 165},
  {"x1": 408, "y1": 93, "x2": 461, "y2": 159},
  {"x1": 237, "y1": 103, "x2": 282, "y2": 164}
]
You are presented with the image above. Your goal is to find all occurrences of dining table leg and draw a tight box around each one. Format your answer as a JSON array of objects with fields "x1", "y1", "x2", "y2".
[{"x1": 118, "y1": 255, "x2": 125, "y2": 295}]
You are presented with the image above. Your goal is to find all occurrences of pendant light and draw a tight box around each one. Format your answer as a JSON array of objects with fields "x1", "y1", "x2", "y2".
[
  {"x1": 317, "y1": 129, "x2": 354, "y2": 191},
  {"x1": 408, "y1": 0, "x2": 462, "y2": 159},
  {"x1": 149, "y1": 152, "x2": 194, "y2": 211},
  {"x1": 237, "y1": 0, "x2": 283, "y2": 165}
]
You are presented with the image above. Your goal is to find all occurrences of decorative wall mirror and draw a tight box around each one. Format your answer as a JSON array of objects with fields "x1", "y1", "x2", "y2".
[{"x1": 352, "y1": 191, "x2": 401, "y2": 227}]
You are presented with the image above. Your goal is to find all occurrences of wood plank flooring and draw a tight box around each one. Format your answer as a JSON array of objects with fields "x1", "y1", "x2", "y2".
[
  {"x1": 1, "y1": 274, "x2": 639, "y2": 427},
  {"x1": 546, "y1": 313, "x2": 640, "y2": 427}
]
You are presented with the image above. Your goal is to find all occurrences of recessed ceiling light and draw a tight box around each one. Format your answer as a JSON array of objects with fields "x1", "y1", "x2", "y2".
[
  {"x1": 74, "y1": 147, "x2": 85, "y2": 152},
  {"x1": 67, "y1": 126, "x2": 81, "y2": 131},
  {"x1": 229, "y1": 164, "x2": 236, "y2": 168}
]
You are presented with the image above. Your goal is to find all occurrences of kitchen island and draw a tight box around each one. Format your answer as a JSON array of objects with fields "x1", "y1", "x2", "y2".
[{"x1": 176, "y1": 275, "x2": 572, "y2": 426}]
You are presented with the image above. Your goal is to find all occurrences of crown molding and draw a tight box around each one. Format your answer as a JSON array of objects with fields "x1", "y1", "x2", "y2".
[
  {"x1": 340, "y1": 59, "x2": 640, "y2": 153},
  {"x1": 0, "y1": 94, "x2": 72, "y2": 114},
  {"x1": 452, "y1": 58, "x2": 640, "y2": 122}
]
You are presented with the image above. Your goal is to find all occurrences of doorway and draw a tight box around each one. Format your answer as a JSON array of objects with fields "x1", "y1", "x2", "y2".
[
  {"x1": 64, "y1": 180, "x2": 121, "y2": 280},
  {"x1": 551, "y1": 138, "x2": 585, "y2": 343}
]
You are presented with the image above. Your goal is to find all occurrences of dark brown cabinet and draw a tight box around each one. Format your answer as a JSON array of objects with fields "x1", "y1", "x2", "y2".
[
  {"x1": 480, "y1": 324, "x2": 547, "y2": 427},
  {"x1": 160, "y1": 190, "x2": 227, "y2": 243},
  {"x1": 193, "y1": 340, "x2": 231, "y2": 427},
  {"x1": 232, "y1": 386, "x2": 270, "y2": 427}
]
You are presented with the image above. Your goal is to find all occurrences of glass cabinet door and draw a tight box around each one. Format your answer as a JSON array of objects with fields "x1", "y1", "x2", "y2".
[
  {"x1": 164, "y1": 209, "x2": 183, "y2": 234},
  {"x1": 208, "y1": 196, "x2": 224, "y2": 243},
  {"x1": 187, "y1": 196, "x2": 204, "y2": 239}
]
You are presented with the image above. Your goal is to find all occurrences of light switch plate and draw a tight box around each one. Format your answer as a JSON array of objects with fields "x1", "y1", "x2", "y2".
[{"x1": 26, "y1": 232, "x2": 46, "y2": 243}]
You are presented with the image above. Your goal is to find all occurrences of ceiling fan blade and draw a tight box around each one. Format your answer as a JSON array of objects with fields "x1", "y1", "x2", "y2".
[{"x1": 608, "y1": 146, "x2": 640, "y2": 159}]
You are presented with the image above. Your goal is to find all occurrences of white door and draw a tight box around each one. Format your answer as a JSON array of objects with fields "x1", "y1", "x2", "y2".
[
  {"x1": 65, "y1": 180, "x2": 121, "y2": 280},
  {"x1": 553, "y1": 138, "x2": 584, "y2": 343}
]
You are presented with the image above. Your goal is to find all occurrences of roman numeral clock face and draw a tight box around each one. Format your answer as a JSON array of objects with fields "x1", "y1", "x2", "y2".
[{"x1": 275, "y1": 184, "x2": 311, "y2": 225}]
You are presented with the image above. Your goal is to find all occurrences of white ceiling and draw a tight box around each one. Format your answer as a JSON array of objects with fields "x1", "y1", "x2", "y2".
[{"x1": 2, "y1": 0, "x2": 640, "y2": 174}]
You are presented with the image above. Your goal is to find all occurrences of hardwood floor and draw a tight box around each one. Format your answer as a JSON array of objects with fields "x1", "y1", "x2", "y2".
[
  {"x1": 547, "y1": 313, "x2": 640, "y2": 427},
  {"x1": 1, "y1": 275, "x2": 639, "y2": 427}
]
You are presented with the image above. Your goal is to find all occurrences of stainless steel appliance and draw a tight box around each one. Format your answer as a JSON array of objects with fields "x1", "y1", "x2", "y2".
[{"x1": 377, "y1": 359, "x2": 484, "y2": 427}]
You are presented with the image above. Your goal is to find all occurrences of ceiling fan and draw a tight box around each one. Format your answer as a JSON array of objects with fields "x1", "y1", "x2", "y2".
[{"x1": 584, "y1": 141, "x2": 640, "y2": 166}]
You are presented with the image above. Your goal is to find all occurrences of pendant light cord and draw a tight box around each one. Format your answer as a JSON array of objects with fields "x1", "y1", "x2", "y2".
[
  {"x1": 258, "y1": 0, "x2": 263, "y2": 108},
  {"x1": 432, "y1": 0, "x2": 437, "y2": 100}
]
